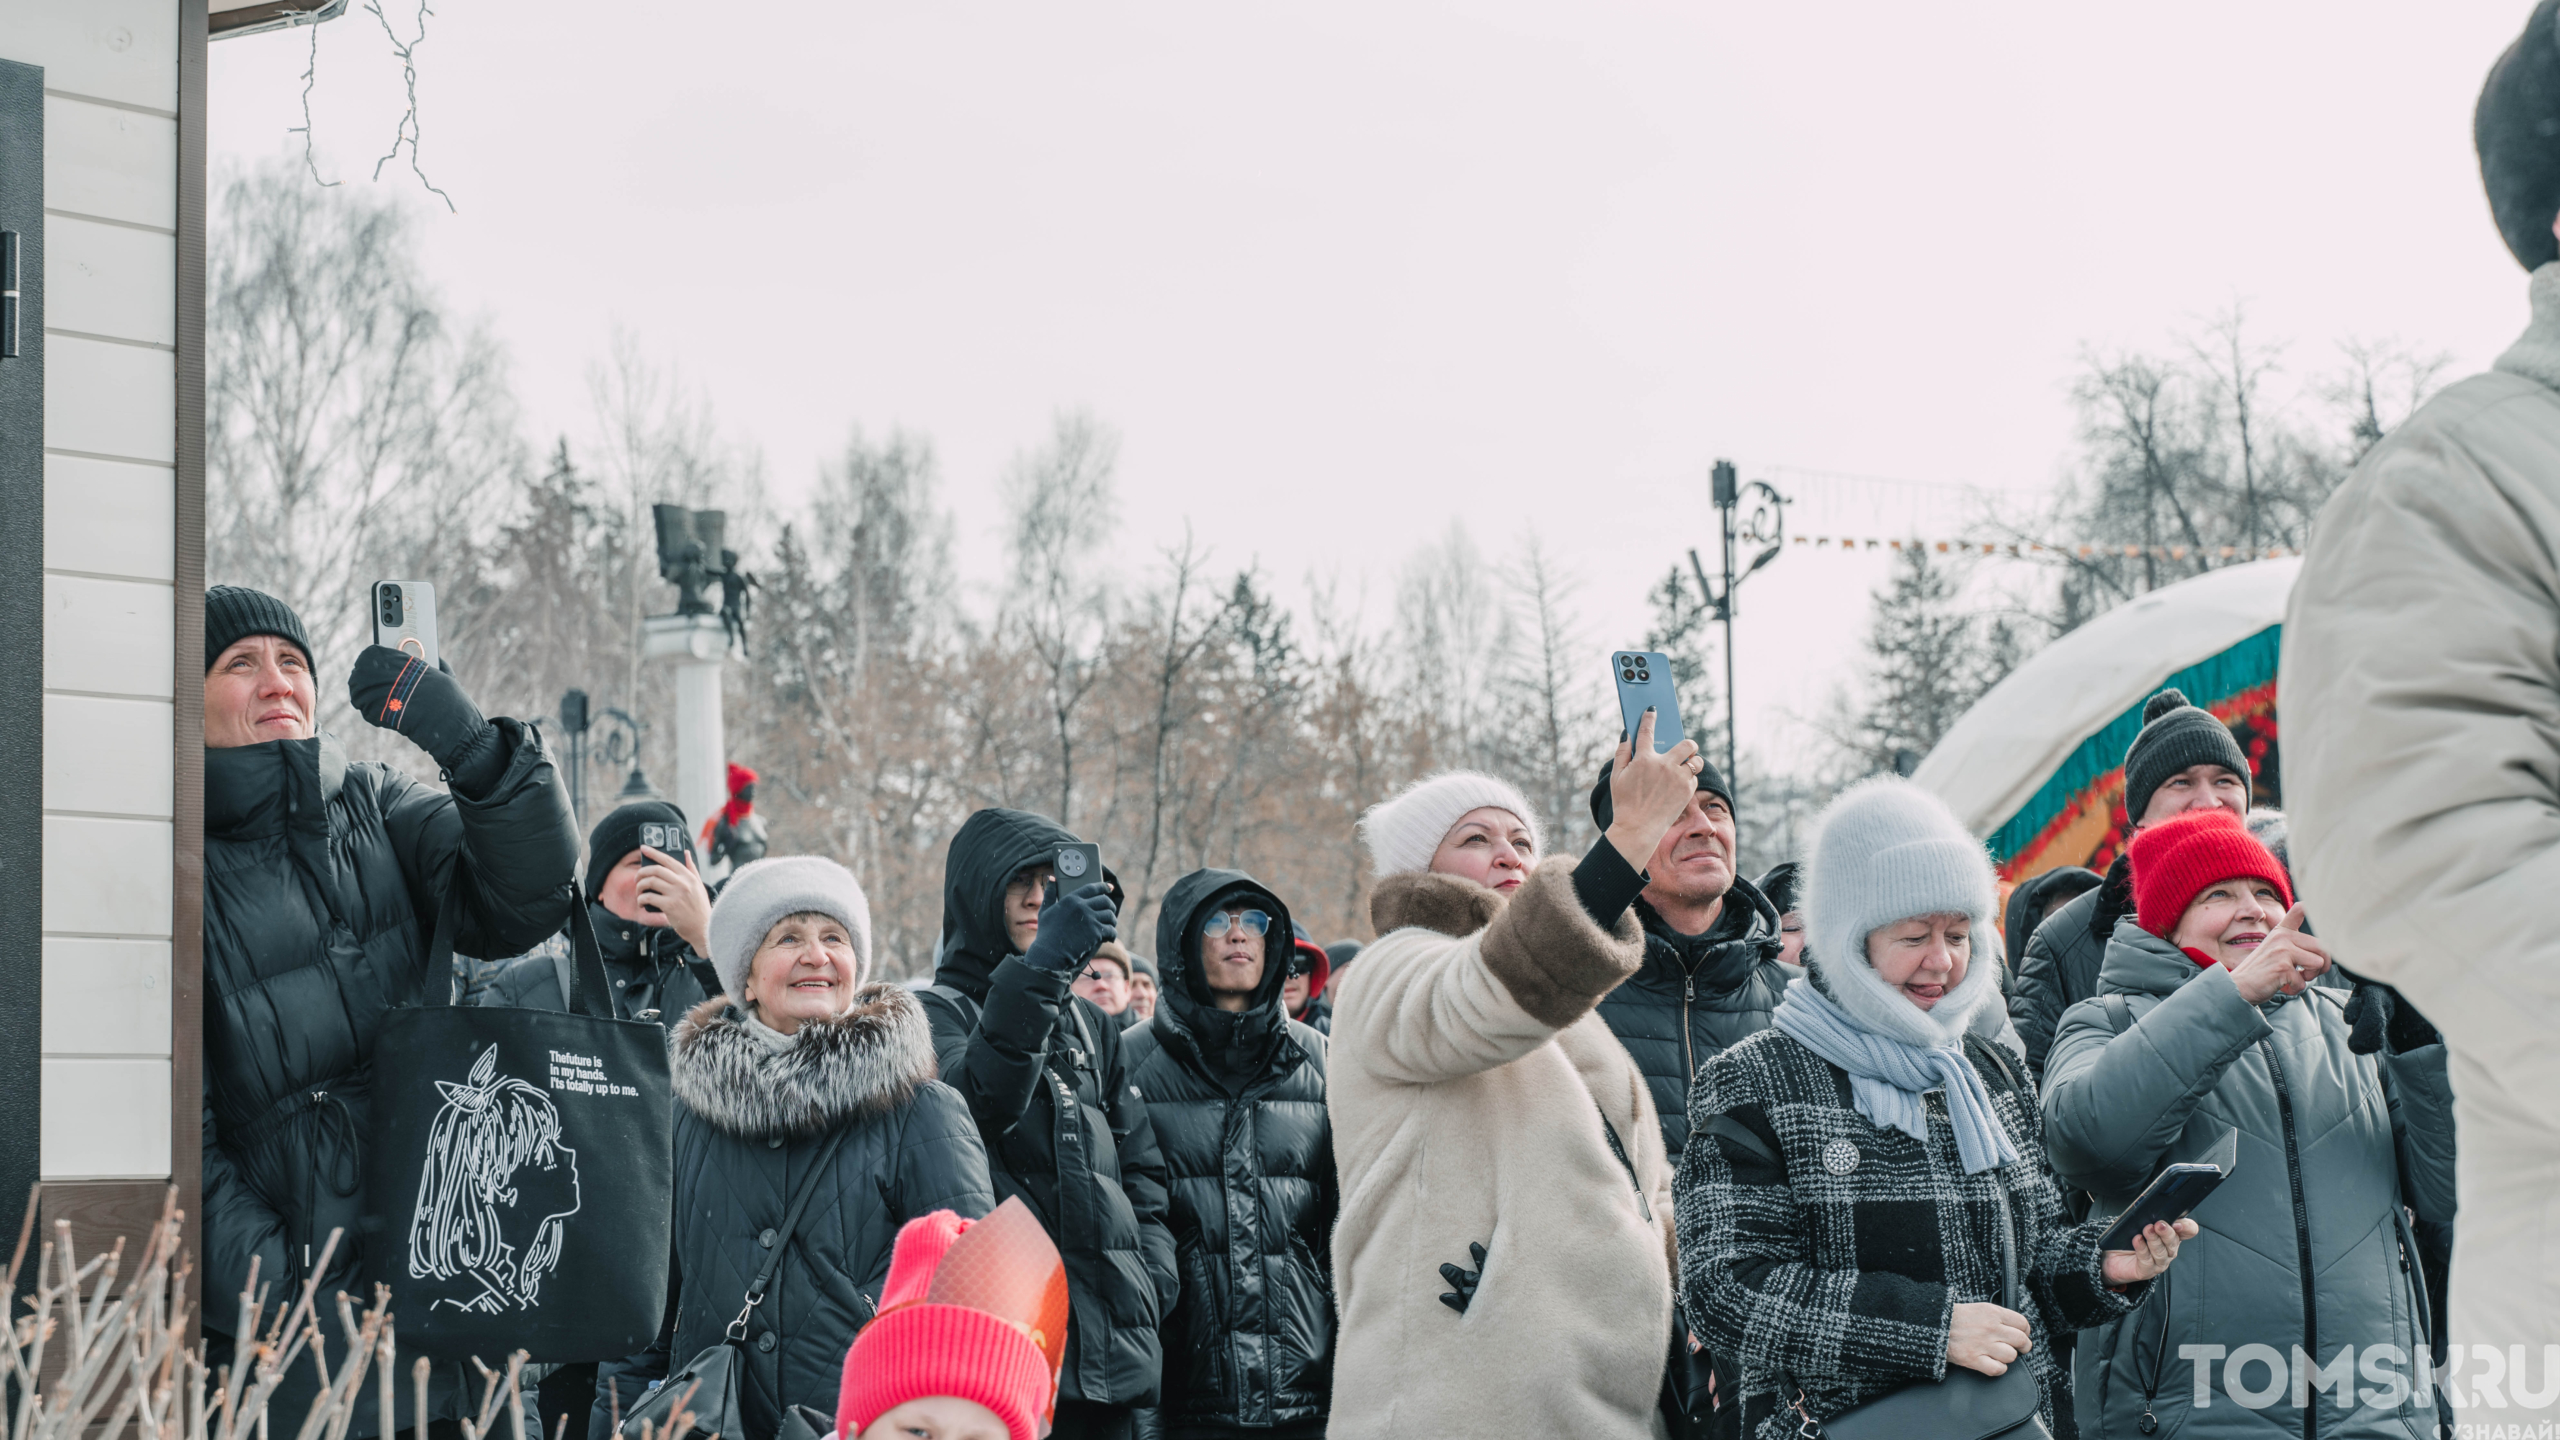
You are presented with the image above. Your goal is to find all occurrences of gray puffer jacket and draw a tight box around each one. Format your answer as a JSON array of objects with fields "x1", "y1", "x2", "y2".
[{"x1": 2041, "y1": 921, "x2": 2457, "y2": 1440}]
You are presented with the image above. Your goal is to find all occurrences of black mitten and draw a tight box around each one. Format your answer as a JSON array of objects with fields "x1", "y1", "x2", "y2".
[
  {"x1": 347, "y1": 645, "x2": 496, "y2": 775},
  {"x1": 1437, "y1": 1242, "x2": 1487, "y2": 1314},
  {"x1": 2337, "y1": 964, "x2": 2443, "y2": 1055}
]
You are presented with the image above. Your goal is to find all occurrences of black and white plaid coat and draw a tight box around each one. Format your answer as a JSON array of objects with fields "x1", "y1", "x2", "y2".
[{"x1": 1675, "y1": 1024, "x2": 2146, "y2": 1440}]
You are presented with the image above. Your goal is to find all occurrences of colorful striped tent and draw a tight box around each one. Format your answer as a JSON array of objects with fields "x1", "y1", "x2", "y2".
[{"x1": 1912, "y1": 558, "x2": 2296, "y2": 882}]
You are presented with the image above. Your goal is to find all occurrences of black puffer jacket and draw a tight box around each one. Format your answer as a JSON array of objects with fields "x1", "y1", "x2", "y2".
[
  {"x1": 2007, "y1": 854, "x2": 2133, "y2": 1083},
  {"x1": 475, "y1": 900, "x2": 719, "y2": 1032},
  {"x1": 1593, "y1": 873, "x2": 1794, "y2": 1166},
  {"x1": 1122, "y1": 869, "x2": 1335, "y2": 1433},
  {"x1": 591, "y1": 990, "x2": 994, "y2": 1440},
  {"x1": 919, "y1": 809, "x2": 1178, "y2": 1409},
  {"x1": 201, "y1": 728, "x2": 576, "y2": 1325}
]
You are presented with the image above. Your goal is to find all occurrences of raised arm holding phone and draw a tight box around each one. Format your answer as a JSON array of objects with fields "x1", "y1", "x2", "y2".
[{"x1": 198, "y1": 585, "x2": 578, "y2": 1437}]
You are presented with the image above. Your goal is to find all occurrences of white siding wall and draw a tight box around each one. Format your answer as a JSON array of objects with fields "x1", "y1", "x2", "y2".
[{"x1": 0, "y1": 0, "x2": 180, "y2": 1182}]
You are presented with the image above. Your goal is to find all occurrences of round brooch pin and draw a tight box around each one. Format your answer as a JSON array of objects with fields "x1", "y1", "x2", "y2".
[{"x1": 1822, "y1": 1138, "x2": 1862, "y2": 1175}]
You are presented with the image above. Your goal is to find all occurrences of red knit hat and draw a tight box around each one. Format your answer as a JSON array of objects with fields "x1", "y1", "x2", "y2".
[
  {"x1": 2128, "y1": 809, "x2": 2293, "y2": 938},
  {"x1": 837, "y1": 1200, "x2": 1068, "y2": 1440}
]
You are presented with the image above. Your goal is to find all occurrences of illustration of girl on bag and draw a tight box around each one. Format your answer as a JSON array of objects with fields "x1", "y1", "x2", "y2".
[{"x1": 407, "y1": 1047, "x2": 584, "y2": 1313}]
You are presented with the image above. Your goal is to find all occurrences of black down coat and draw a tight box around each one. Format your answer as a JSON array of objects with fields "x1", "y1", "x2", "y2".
[
  {"x1": 201, "y1": 729, "x2": 576, "y2": 1324},
  {"x1": 919, "y1": 808, "x2": 1178, "y2": 1409},
  {"x1": 2007, "y1": 854, "x2": 2132, "y2": 1084},
  {"x1": 591, "y1": 990, "x2": 995, "y2": 1440},
  {"x1": 1121, "y1": 869, "x2": 1336, "y2": 1434},
  {"x1": 1593, "y1": 874, "x2": 1795, "y2": 1167}
]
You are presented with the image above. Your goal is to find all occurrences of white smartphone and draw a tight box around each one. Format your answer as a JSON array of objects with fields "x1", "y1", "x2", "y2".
[{"x1": 371, "y1": 580, "x2": 440, "y2": 668}]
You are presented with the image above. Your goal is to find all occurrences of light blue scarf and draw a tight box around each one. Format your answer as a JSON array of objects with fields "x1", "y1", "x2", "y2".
[{"x1": 1771, "y1": 977, "x2": 2019, "y2": 1174}]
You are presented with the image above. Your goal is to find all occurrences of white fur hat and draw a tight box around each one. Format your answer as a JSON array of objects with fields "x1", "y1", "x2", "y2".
[
  {"x1": 1358, "y1": 771, "x2": 1545, "y2": 879},
  {"x1": 1803, "y1": 777, "x2": 2001, "y2": 1046},
  {"x1": 707, "y1": 855, "x2": 874, "y2": 1000}
]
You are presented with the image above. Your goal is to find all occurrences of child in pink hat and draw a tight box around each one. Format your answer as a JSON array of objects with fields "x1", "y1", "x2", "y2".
[{"x1": 838, "y1": 1200, "x2": 1068, "y2": 1440}]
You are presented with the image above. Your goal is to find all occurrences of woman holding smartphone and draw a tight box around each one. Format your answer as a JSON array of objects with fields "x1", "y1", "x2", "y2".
[
  {"x1": 1676, "y1": 778, "x2": 2189, "y2": 1440},
  {"x1": 2041, "y1": 809, "x2": 2456, "y2": 1439},
  {"x1": 1326, "y1": 718, "x2": 1702, "y2": 1440}
]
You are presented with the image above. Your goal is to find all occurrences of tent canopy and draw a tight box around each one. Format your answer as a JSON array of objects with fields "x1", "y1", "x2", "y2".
[{"x1": 1912, "y1": 559, "x2": 2297, "y2": 878}]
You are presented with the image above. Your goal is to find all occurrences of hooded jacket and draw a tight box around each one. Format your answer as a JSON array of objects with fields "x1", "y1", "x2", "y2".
[
  {"x1": 473, "y1": 900, "x2": 719, "y2": 1031},
  {"x1": 2001, "y1": 865, "x2": 2102, "y2": 1003},
  {"x1": 2041, "y1": 921, "x2": 2457, "y2": 1440},
  {"x1": 1594, "y1": 874, "x2": 1795, "y2": 1167},
  {"x1": 1327, "y1": 859, "x2": 1675, "y2": 1440},
  {"x1": 201, "y1": 727, "x2": 576, "y2": 1433},
  {"x1": 917, "y1": 808, "x2": 1178, "y2": 1408},
  {"x1": 590, "y1": 989, "x2": 994, "y2": 1440},
  {"x1": 1120, "y1": 870, "x2": 1336, "y2": 1433},
  {"x1": 2007, "y1": 854, "x2": 2134, "y2": 1082}
]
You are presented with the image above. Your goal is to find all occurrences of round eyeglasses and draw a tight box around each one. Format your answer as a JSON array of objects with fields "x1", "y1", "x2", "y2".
[{"x1": 1201, "y1": 909, "x2": 1271, "y2": 939}]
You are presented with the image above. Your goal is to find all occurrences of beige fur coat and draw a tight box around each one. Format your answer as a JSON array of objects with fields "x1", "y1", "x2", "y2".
[{"x1": 1325, "y1": 859, "x2": 1676, "y2": 1440}]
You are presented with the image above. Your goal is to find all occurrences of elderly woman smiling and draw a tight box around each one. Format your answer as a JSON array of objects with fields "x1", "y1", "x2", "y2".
[{"x1": 1676, "y1": 779, "x2": 2192, "y2": 1440}]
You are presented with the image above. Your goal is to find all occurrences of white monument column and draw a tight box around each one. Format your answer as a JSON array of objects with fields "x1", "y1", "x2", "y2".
[{"x1": 641, "y1": 613, "x2": 730, "y2": 836}]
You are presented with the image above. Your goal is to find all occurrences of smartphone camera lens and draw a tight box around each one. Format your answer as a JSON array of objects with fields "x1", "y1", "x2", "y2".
[
  {"x1": 379, "y1": 586, "x2": 403, "y2": 626},
  {"x1": 1636, "y1": 667, "x2": 1650, "y2": 681}
]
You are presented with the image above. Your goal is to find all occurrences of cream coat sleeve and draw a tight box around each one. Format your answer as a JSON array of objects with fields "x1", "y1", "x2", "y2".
[{"x1": 1331, "y1": 862, "x2": 1647, "y2": 1088}]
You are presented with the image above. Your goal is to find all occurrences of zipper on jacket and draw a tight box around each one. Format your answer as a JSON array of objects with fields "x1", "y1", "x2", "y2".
[
  {"x1": 2262, "y1": 1038, "x2": 2319, "y2": 1440},
  {"x1": 1681, "y1": 971, "x2": 1697, "y2": 1085}
]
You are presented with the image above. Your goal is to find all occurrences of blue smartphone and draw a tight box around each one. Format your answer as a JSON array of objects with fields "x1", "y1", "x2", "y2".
[{"x1": 1611, "y1": 651, "x2": 1685, "y2": 754}]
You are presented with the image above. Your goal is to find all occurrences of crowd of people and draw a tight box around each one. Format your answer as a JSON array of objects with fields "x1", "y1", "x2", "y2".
[
  {"x1": 190, "y1": 15, "x2": 2560, "y2": 1430},
  {"x1": 197, "y1": 566, "x2": 2469, "y2": 1440}
]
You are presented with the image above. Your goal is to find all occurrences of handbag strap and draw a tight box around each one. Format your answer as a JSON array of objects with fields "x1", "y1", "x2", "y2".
[
  {"x1": 425, "y1": 892, "x2": 461, "y2": 1007},
  {"x1": 727, "y1": 1126, "x2": 853, "y2": 1341},
  {"x1": 562, "y1": 897, "x2": 617, "y2": 1020}
]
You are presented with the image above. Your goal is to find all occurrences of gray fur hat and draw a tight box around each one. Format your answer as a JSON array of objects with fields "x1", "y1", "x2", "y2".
[
  {"x1": 1804, "y1": 777, "x2": 2002, "y2": 1047},
  {"x1": 707, "y1": 855, "x2": 873, "y2": 999}
]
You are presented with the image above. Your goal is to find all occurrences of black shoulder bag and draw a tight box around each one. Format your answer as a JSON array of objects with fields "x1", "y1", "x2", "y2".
[{"x1": 617, "y1": 1126, "x2": 853, "y2": 1440}]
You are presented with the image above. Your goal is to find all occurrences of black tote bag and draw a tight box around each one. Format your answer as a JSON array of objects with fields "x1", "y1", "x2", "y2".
[{"x1": 364, "y1": 899, "x2": 674, "y2": 1362}]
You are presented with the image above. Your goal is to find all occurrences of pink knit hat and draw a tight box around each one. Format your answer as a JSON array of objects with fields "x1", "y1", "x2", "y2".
[{"x1": 837, "y1": 1200, "x2": 1068, "y2": 1440}]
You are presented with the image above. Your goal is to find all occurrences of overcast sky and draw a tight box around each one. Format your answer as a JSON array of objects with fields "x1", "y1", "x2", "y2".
[{"x1": 208, "y1": 2, "x2": 2534, "y2": 770}]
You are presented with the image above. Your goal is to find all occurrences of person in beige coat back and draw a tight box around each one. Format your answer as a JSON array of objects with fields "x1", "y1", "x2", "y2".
[
  {"x1": 1328, "y1": 718, "x2": 1703, "y2": 1440},
  {"x1": 2282, "y1": 5, "x2": 2560, "y2": 1420}
]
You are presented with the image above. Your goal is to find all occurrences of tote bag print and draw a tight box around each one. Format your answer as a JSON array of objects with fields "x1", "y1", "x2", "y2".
[
  {"x1": 407, "y1": 1047, "x2": 586, "y2": 1315},
  {"x1": 367, "y1": 909, "x2": 673, "y2": 1364}
]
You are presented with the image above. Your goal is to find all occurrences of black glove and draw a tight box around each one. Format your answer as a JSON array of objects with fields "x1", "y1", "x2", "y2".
[
  {"x1": 1438, "y1": 1242, "x2": 1487, "y2": 1314},
  {"x1": 2337, "y1": 964, "x2": 2443, "y2": 1055},
  {"x1": 1021, "y1": 880, "x2": 1116, "y2": 974},
  {"x1": 348, "y1": 645, "x2": 495, "y2": 774}
]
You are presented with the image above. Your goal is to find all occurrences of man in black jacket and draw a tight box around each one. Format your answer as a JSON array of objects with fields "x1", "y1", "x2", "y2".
[
  {"x1": 918, "y1": 809, "x2": 1178, "y2": 1440},
  {"x1": 2005, "y1": 687, "x2": 2252, "y2": 1081},
  {"x1": 1123, "y1": 870, "x2": 1335, "y2": 1440},
  {"x1": 199, "y1": 586, "x2": 577, "y2": 1435},
  {"x1": 477, "y1": 799, "x2": 719, "y2": 1029},
  {"x1": 1587, "y1": 756, "x2": 1791, "y2": 1440}
]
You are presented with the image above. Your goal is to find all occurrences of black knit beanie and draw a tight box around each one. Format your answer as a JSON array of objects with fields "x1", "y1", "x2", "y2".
[
  {"x1": 204, "y1": 585, "x2": 312, "y2": 671},
  {"x1": 2479, "y1": 0, "x2": 2560, "y2": 270},
  {"x1": 2121, "y1": 688, "x2": 2250, "y2": 824},
  {"x1": 584, "y1": 798, "x2": 691, "y2": 901},
  {"x1": 1589, "y1": 752, "x2": 1732, "y2": 833}
]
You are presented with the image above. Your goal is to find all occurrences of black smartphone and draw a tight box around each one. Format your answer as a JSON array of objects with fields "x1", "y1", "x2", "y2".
[
  {"x1": 1045, "y1": 843, "x2": 1103, "y2": 904},
  {"x1": 1611, "y1": 650, "x2": 1684, "y2": 754},
  {"x1": 2097, "y1": 1163, "x2": 2228, "y2": 1251},
  {"x1": 633, "y1": 820, "x2": 690, "y2": 914},
  {"x1": 371, "y1": 580, "x2": 440, "y2": 668}
]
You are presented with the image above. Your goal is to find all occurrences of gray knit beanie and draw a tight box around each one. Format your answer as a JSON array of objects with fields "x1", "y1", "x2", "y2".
[
  {"x1": 1357, "y1": 771, "x2": 1544, "y2": 878},
  {"x1": 707, "y1": 855, "x2": 873, "y2": 1000},
  {"x1": 1803, "y1": 777, "x2": 2001, "y2": 1047},
  {"x1": 2121, "y1": 688, "x2": 2250, "y2": 825}
]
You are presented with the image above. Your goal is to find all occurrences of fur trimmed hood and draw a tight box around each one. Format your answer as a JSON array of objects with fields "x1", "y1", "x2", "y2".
[{"x1": 670, "y1": 985, "x2": 939, "y2": 1141}]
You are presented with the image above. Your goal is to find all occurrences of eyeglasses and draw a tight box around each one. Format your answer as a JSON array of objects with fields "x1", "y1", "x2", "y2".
[{"x1": 1201, "y1": 910, "x2": 1271, "y2": 939}]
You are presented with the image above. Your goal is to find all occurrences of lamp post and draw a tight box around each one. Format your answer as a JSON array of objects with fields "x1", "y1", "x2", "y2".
[{"x1": 1688, "y1": 459, "x2": 1789, "y2": 809}]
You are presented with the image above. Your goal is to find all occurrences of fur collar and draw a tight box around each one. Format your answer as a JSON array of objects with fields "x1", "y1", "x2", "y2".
[
  {"x1": 1806, "y1": 934, "x2": 2000, "y2": 1049},
  {"x1": 670, "y1": 985, "x2": 939, "y2": 1141},
  {"x1": 1370, "y1": 871, "x2": 1504, "y2": 939}
]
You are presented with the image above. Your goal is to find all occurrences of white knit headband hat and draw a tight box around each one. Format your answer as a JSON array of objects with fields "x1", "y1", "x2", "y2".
[{"x1": 1358, "y1": 771, "x2": 1545, "y2": 879}]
